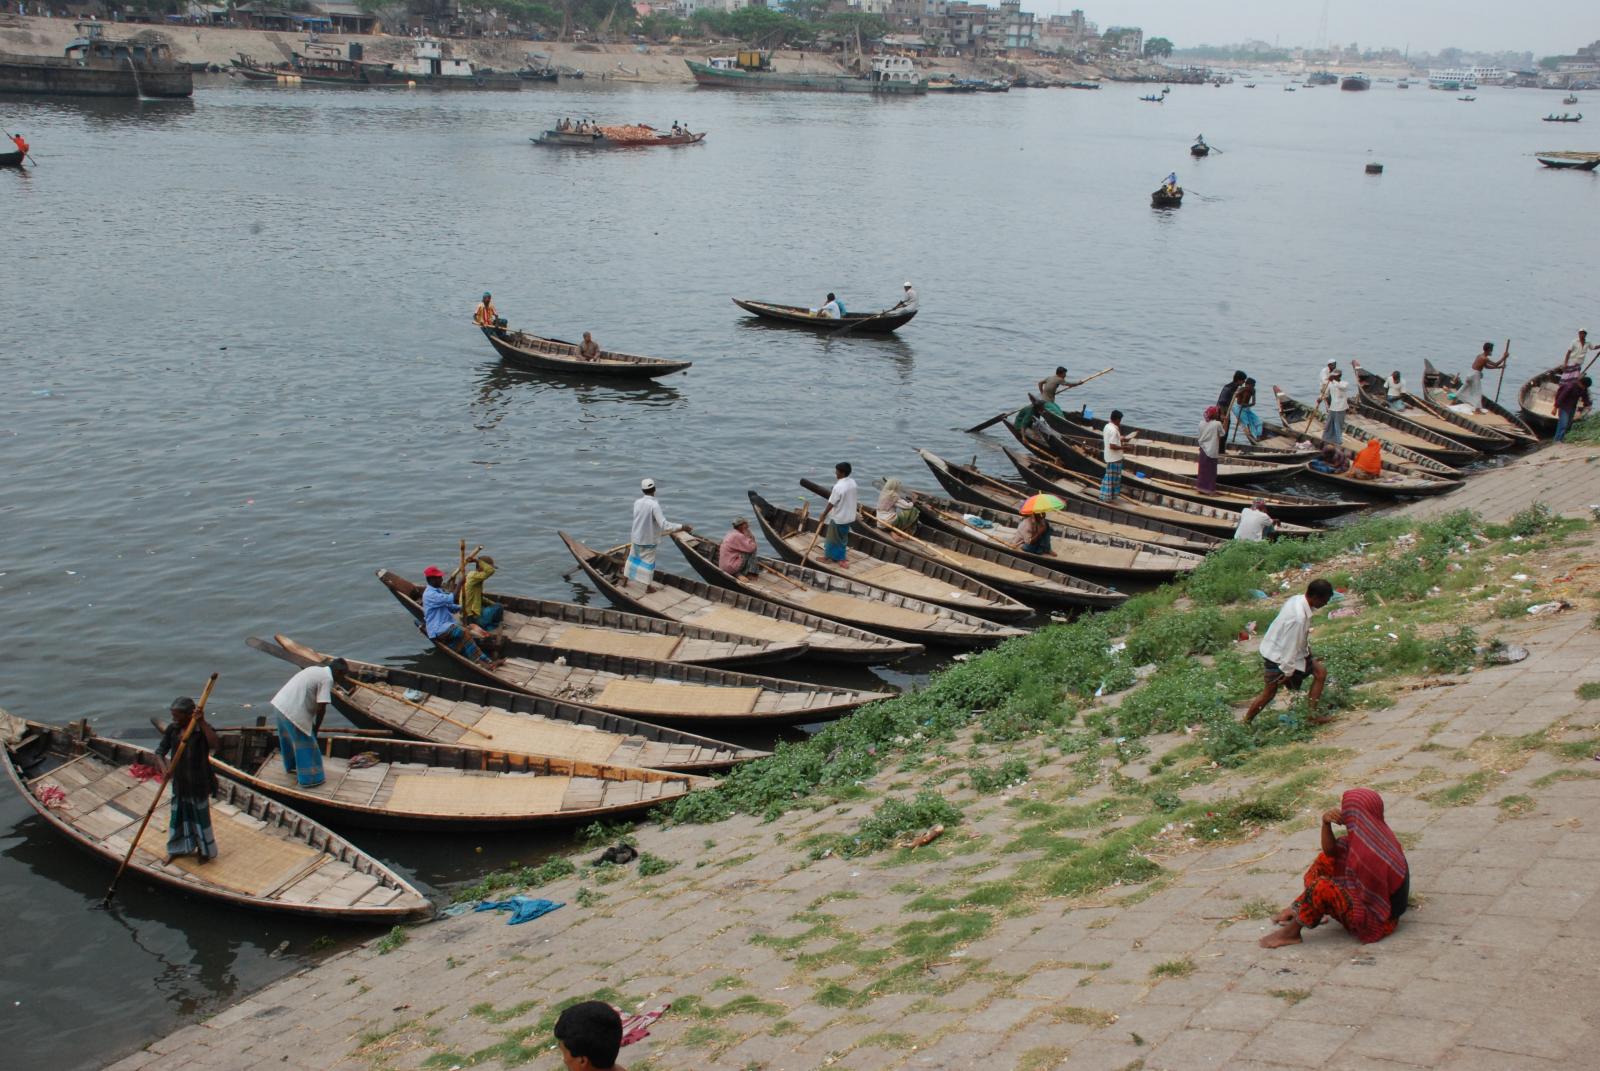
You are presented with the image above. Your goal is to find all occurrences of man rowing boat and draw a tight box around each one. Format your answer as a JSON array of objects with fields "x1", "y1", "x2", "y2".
[{"x1": 1462, "y1": 342, "x2": 1507, "y2": 413}]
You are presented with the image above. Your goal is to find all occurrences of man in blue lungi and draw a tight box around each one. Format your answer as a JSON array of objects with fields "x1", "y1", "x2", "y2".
[
  {"x1": 625, "y1": 478, "x2": 691, "y2": 594},
  {"x1": 816, "y1": 461, "x2": 859, "y2": 566},
  {"x1": 155, "y1": 696, "x2": 220, "y2": 864},
  {"x1": 269, "y1": 658, "x2": 350, "y2": 788}
]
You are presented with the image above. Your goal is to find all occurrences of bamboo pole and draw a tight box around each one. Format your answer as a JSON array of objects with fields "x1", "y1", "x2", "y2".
[
  {"x1": 351, "y1": 680, "x2": 493, "y2": 740},
  {"x1": 1493, "y1": 339, "x2": 1510, "y2": 404}
]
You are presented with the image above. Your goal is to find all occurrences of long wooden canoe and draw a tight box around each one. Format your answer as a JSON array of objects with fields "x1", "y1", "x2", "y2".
[
  {"x1": 796, "y1": 479, "x2": 1125, "y2": 610},
  {"x1": 1044, "y1": 407, "x2": 1318, "y2": 461},
  {"x1": 1349, "y1": 362, "x2": 1514, "y2": 451},
  {"x1": 1257, "y1": 436, "x2": 1462, "y2": 498},
  {"x1": 479, "y1": 325, "x2": 692, "y2": 379},
  {"x1": 747, "y1": 492, "x2": 1032, "y2": 622},
  {"x1": 1028, "y1": 421, "x2": 1307, "y2": 485},
  {"x1": 2, "y1": 716, "x2": 432, "y2": 920},
  {"x1": 210, "y1": 726, "x2": 709, "y2": 831},
  {"x1": 1421, "y1": 359, "x2": 1539, "y2": 444},
  {"x1": 918, "y1": 450, "x2": 1223, "y2": 554},
  {"x1": 380, "y1": 587, "x2": 891, "y2": 725},
  {"x1": 376, "y1": 568, "x2": 805, "y2": 669},
  {"x1": 1515, "y1": 365, "x2": 1567, "y2": 438},
  {"x1": 254, "y1": 636, "x2": 766, "y2": 772},
  {"x1": 1003, "y1": 447, "x2": 1321, "y2": 539},
  {"x1": 732, "y1": 298, "x2": 917, "y2": 334},
  {"x1": 669, "y1": 530, "x2": 1026, "y2": 649},
  {"x1": 906, "y1": 492, "x2": 1205, "y2": 580},
  {"x1": 559, "y1": 534, "x2": 922, "y2": 664},
  {"x1": 1267, "y1": 395, "x2": 1461, "y2": 477},
  {"x1": 1271, "y1": 386, "x2": 1479, "y2": 467},
  {"x1": 1007, "y1": 419, "x2": 1357, "y2": 523}
]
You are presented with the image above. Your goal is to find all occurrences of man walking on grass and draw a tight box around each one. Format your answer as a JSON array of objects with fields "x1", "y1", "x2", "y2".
[{"x1": 1244, "y1": 578, "x2": 1333, "y2": 723}]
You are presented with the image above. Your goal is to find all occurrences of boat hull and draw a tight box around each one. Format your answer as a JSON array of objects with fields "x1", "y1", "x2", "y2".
[
  {"x1": 732, "y1": 298, "x2": 916, "y2": 333},
  {"x1": 686, "y1": 60, "x2": 925, "y2": 94},
  {"x1": 534, "y1": 130, "x2": 705, "y2": 148},
  {"x1": 481, "y1": 326, "x2": 691, "y2": 379},
  {"x1": 0, "y1": 56, "x2": 192, "y2": 97}
]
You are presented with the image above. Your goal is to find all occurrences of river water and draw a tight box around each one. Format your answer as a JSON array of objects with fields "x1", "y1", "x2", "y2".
[{"x1": 1, "y1": 75, "x2": 1593, "y2": 1067}]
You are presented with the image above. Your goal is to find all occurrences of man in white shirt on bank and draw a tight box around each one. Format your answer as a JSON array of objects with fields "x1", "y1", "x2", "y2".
[
  {"x1": 816, "y1": 461, "x2": 859, "y2": 566},
  {"x1": 624, "y1": 478, "x2": 691, "y2": 594},
  {"x1": 1234, "y1": 499, "x2": 1276, "y2": 542},
  {"x1": 1244, "y1": 579, "x2": 1333, "y2": 723},
  {"x1": 1563, "y1": 329, "x2": 1594, "y2": 368}
]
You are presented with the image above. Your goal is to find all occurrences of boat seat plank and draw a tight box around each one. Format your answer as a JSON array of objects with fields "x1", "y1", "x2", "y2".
[
  {"x1": 384, "y1": 772, "x2": 573, "y2": 815},
  {"x1": 469, "y1": 711, "x2": 623, "y2": 762},
  {"x1": 545, "y1": 625, "x2": 683, "y2": 662},
  {"x1": 689, "y1": 606, "x2": 813, "y2": 643},
  {"x1": 598, "y1": 680, "x2": 760, "y2": 716}
]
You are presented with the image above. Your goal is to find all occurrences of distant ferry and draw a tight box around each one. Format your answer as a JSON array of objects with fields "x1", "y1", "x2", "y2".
[
  {"x1": 1429, "y1": 66, "x2": 1502, "y2": 89},
  {"x1": 686, "y1": 52, "x2": 926, "y2": 95},
  {"x1": 1340, "y1": 73, "x2": 1371, "y2": 91}
]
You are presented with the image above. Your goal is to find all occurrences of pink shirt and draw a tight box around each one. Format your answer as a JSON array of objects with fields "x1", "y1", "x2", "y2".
[{"x1": 718, "y1": 529, "x2": 758, "y2": 573}]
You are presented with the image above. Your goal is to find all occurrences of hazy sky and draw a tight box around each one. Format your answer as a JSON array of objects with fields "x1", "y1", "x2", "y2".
[{"x1": 1043, "y1": 1, "x2": 1591, "y2": 57}]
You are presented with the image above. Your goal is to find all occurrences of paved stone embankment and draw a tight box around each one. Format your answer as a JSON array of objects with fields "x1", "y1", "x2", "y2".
[{"x1": 110, "y1": 443, "x2": 1600, "y2": 1071}]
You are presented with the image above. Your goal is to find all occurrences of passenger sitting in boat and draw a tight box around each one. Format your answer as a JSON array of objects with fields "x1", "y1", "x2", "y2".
[
  {"x1": 876, "y1": 478, "x2": 919, "y2": 530},
  {"x1": 462, "y1": 553, "x2": 503, "y2": 633},
  {"x1": 1385, "y1": 372, "x2": 1407, "y2": 411},
  {"x1": 1014, "y1": 398, "x2": 1048, "y2": 433},
  {"x1": 474, "y1": 291, "x2": 506, "y2": 330},
  {"x1": 422, "y1": 566, "x2": 499, "y2": 667},
  {"x1": 1311, "y1": 444, "x2": 1351, "y2": 474},
  {"x1": 1012, "y1": 510, "x2": 1053, "y2": 555},
  {"x1": 816, "y1": 293, "x2": 845, "y2": 319},
  {"x1": 1350, "y1": 439, "x2": 1383, "y2": 480},
  {"x1": 578, "y1": 332, "x2": 601, "y2": 361},
  {"x1": 718, "y1": 517, "x2": 761, "y2": 577}
]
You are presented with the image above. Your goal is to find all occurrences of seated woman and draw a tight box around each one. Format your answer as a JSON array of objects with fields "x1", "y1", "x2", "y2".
[
  {"x1": 1310, "y1": 444, "x2": 1350, "y2": 474},
  {"x1": 717, "y1": 517, "x2": 760, "y2": 577},
  {"x1": 1350, "y1": 438, "x2": 1383, "y2": 480},
  {"x1": 1261, "y1": 788, "x2": 1409, "y2": 948},
  {"x1": 1013, "y1": 510, "x2": 1052, "y2": 555}
]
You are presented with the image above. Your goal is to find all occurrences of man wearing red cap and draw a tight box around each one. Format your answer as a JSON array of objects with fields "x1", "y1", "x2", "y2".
[{"x1": 422, "y1": 566, "x2": 496, "y2": 666}]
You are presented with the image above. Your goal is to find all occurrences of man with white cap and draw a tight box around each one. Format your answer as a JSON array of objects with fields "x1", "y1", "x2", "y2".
[
  {"x1": 626, "y1": 479, "x2": 691, "y2": 594},
  {"x1": 894, "y1": 281, "x2": 918, "y2": 313}
]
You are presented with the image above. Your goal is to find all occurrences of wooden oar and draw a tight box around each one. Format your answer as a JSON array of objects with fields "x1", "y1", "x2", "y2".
[
  {"x1": 800, "y1": 503, "x2": 826, "y2": 563},
  {"x1": 351, "y1": 680, "x2": 493, "y2": 740},
  {"x1": 1493, "y1": 338, "x2": 1510, "y2": 404},
  {"x1": 965, "y1": 367, "x2": 1116, "y2": 434},
  {"x1": 456, "y1": 540, "x2": 468, "y2": 599},
  {"x1": 755, "y1": 559, "x2": 810, "y2": 592},
  {"x1": 101, "y1": 673, "x2": 219, "y2": 907},
  {"x1": 447, "y1": 545, "x2": 484, "y2": 585},
  {"x1": 872, "y1": 517, "x2": 971, "y2": 568}
]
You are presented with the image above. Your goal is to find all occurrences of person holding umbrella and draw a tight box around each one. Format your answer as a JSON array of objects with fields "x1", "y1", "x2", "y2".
[{"x1": 1011, "y1": 494, "x2": 1062, "y2": 555}]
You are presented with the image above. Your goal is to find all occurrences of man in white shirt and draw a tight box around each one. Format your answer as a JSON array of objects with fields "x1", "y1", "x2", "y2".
[
  {"x1": 270, "y1": 658, "x2": 351, "y2": 787},
  {"x1": 1319, "y1": 361, "x2": 1338, "y2": 393},
  {"x1": 817, "y1": 292, "x2": 844, "y2": 319},
  {"x1": 1244, "y1": 579, "x2": 1333, "y2": 723},
  {"x1": 1099, "y1": 410, "x2": 1136, "y2": 502},
  {"x1": 1564, "y1": 329, "x2": 1594, "y2": 367},
  {"x1": 1320, "y1": 370, "x2": 1350, "y2": 445},
  {"x1": 1234, "y1": 499, "x2": 1276, "y2": 541},
  {"x1": 624, "y1": 478, "x2": 691, "y2": 594},
  {"x1": 816, "y1": 461, "x2": 859, "y2": 566},
  {"x1": 895, "y1": 281, "x2": 918, "y2": 313}
]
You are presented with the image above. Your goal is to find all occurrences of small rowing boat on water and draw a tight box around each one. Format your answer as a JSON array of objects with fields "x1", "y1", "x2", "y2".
[
  {"x1": 747, "y1": 492, "x2": 1031, "y2": 621},
  {"x1": 1151, "y1": 186, "x2": 1183, "y2": 207},
  {"x1": 1517, "y1": 365, "x2": 1570, "y2": 438},
  {"x1": 917, "y1": 450, "x2": 1223, "y2": 554},
  {"x1": 559, "y1": 534, "x2": 921, "y2": 664},
  {"x1": 1270, "y1": 386, "x2": 1480, "y2": 467},
  {"x1": 731, "y1": 298, "x2": 917, "y2": 334},
  {"x1": 1006, "y1": 419, "x2": 1358, "y2": 523},
  {"x1": 669, "y1": 531, "x2": 1025, "y2": 649},
  {"x1": 1349, "y1": 362, "x2": 1515, "y2": 452},
  {"x1": 1043, "y1": 408, "x2": 1318, "y2": 461},
  {"x1": 2, "y1": 715, "x2": 431, "y2": 920},
  {"x1": 532, "y1": 126, "x2": 706, "y2": 148},
  {"x1": 1542, "y1": 113, "x2": 1582, "y2": 122},
  {"x1": 478, "y1": 325, "x2": 692, "y2": 379},
  {"x1": 376, "y1": 569, "x2": 805, "y2": 669},
  {"x1": 1535, "y1": 151, "x2": 1600, "y2": 170},
  {"x1": 1420, "y1": 360, "x2": 1539, "y2": 444},
  {"x1": 253, "y1": 636, "x2": 764, "y2": 771},
  {"x1": 0, "y1": 147, "x2": 24, "y2": 167},
  {"x1": 209, "y1": 726, "x2": 709, "y2": 831}
]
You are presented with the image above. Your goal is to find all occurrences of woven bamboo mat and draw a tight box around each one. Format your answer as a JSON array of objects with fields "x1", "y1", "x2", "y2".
[
  {"x1": 598, "y1": 680, "x2": 760, "y2": 716},
  {"x1": 691, "y1": 607, "x2": 811, "y2": 643},
  {"x1": 138, "y1": 809, "x2": 322, "y2": 896},
  {"x1": 387, "y1": 773, "x2": 572, "y2": 815},
  {"x1": 853, "y1": 562, "x2": 960, "y2": 599},
  {"x1": 940, "y1": 551, "x2": 1045, "y2": 586},
  {"x1": 802, "y1": 592, "x2": 939, "y2": 631},
  {"x1": 472, "y1": 712, "x2": 622, "y2": 763},
  {"x1": 550, "y1": 625, "x2": 682, "y2": 662}
]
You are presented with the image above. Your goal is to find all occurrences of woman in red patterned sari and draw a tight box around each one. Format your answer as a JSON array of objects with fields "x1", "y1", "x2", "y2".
[{"x1": 1260, "y1": 788, "x2": 1409, "y2": 948}]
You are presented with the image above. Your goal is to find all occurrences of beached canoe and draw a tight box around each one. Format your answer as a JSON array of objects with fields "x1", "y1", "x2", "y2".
[
  {"x1": 1007, "y1": 419, "x2": 1358, "y2": 523},
  {"x1": 2, "y1": 715, "x2": 431, "y2": 920},
  {"x1": 1348, "y1": 362, "x2": 1514, "y2": 451},
  {"x1": 1268, "y1": 395, "x2": 1462, "y2": 477},
  {"x1": 209, "y1": 726, "x2": 709, "y2": 831},
  {"x1": 253, "y1": 636, "x2": 766, "y2": 772},
  {"x1": 1002, "y1": 447, "x2": 1321, "y2": 539},
  {"x1": 1043, "y1": 408, "x2": 1318, "y2": 461},
  {"x1": 669, "y1": 530, "x2": 1026, "y2": 649},
  {"x1": 796, "y1": 479, "x2": 1126, "y2": 610},
  {"x1": 1026, "y1": 419, "x2": 1308, "y2": 485},
  {"x1": 376, "y1": 568, "x2": 805, "y2": 669},
  {"x1": 1270, "y1": 387, "x2": 1479, "y2": 468},
  {"x1": 1257, "y1": 436, "x2": 1462, "y2": 498},
  {"x1": 731, "y1": 298, "x2": 917, "y2": 334},
  {"x1": 381, "y1": 587, "x2": 892, "y2": 726},
  {"x1": 479, "y1": 325, "x2": 692, "y2": 379},
  {"x1": 917, "y1": 450, "x2": 1223, "y2": 554},
  {"x1": 1516, "y1": 365, "x2": 1567, "y2": 437},
  {"x1": 1421, "y1": 360, "x2": 1539, "y2": 445},
  {"x1": 747, "y1": 492, "x2": 1032, "y2": 622},
  {"x1": 559, "y1": 534, "x2": 922, "y2": 664}
]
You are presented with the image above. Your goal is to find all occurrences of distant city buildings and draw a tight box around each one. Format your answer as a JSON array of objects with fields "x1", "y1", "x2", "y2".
[{"x1": 861, "y1": 3, "x2": 1142, "y2": 58}]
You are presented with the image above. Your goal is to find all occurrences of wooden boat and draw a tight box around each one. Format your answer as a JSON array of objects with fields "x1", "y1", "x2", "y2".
[
  {"x1": 1542, "y1": 113, "x2": 1582, "y2": 122},
  {"x1": 2, "y1": 716, "x2": 430, "y2": 920},
  {"x1": 1151, "y1": 186, "x2": 1183, "y2": 207},
  {"x1": 209, "y1": 726, "x2": 708, "y2": 831},
  {"x1": 1007, "y1": 419, "x2": 1357, "y2": 523},
  {"x1": 0, "y1": 147, "x2": 23, "y2": 168},
  {"x1": 381, "y1": 583, "x2": 892, "y2": 725},
  {"x1": 904, "y1": 492, "x2": 1204, "y2": 581},
  {"x1": 917, "y1": 449, "x2": 1223, "y2": 554},
  {"x1": 731, "y1": 298, "x2": 916, "y2": 334},
  {"x1": 1270, "y1": 386, "x2": 1480, "y2": 467},
  {"x1": 1003, "y1": 446, "x2": 1321, "y2": 538},
  {"x1": 1349, "y1": 362, "x2": 1514, "y2": 451},
  {"x1": 1281, "y1": 440, "x2": 1461, "y2": 498},
  {"x1": 1043, "y1": 407, "x2": 1317, "y2": 461},
  {"x1": 376, "y1": 568, "x2": 804, "y2": 668},
  {"x1": 1420, "y1": 360, "x2": 1539, "y2": 444},
  {"x1": 1026, "y1": 415, "x2": 1308, "y2": 484},
  {"x1": 254, "y1": 636, "x2": 765, "y2": 772},
  {"x1": 478, "y1": 325, "x2": 692, "y2": 379},
  {"x1": 746, "y1": 493, "x2": 1032, "y2": 621},
  {"x1": 1535, "y1": 151, "x2": 1600, "y2": 170},
  {"x1": 794, "y1": 480, "x2": 1126, "y2": 610},
  {"x1": 669, "y1": 531, "x2": 1025, "y2": 649},
  {"x1": 0, "y1": 23, "x2": 193, "y2": 98},
  {"x1": 1252, "y1": 415, "x2": 1460, "y2": 478},
  {"x1": 1516, "y1": 366, "x2": 1568, "y2": 437},
  {"x1": 1190, "y1": 142, "x2": 1210, "y2": 157},
  {"x1": 558, "y1": 534, "x2": 921, "y2": 664},
  {"x1": 532, "y1": 128, "x2": 706, "y2": 148}
]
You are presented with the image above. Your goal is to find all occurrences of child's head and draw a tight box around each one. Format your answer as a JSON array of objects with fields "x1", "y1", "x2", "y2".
[{"x1": 554, "y1": 1001, "x2": 622, "y2": 1071}]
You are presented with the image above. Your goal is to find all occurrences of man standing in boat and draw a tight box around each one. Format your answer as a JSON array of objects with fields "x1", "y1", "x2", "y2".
[
  {"x1": 154, "y1": 696, "x2": 220, "y2": 865},
  {"x1": 816, "y1": 462, "x2": 859, "y2": 566},
  {"x1": 269, "y1": 658, "x2": 352, "y2": 789},
  {"x1": 1037, "y1": 366, "x2": 1086, "y2": 416},
  {"x1": 1462, "y1": 342, "x2": 1507, "y2": 413},
  {"x1": 1100, "y1": 411, "x2": 1136, "y2": 502},
  {"x1": 1320, "y1": 369, "x2": 1350, "y2": 445},
  {"x1": 625, "y1": 479, "x2": 690, "y2": 594},
  {"x1": 1215, "y1": 369, "x2": 1247, "y2": 448}
]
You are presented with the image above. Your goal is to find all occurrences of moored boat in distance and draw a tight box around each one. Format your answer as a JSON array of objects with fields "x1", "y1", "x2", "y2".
[
  {"x1": 1542, "y1": 113, "x2": 1582, "y2": 122},
  {"x1": 479, "y1": 325, "x2": 692, "y2": 379},
  {"x1": 1534, "y1": 151, "x2": 1600, "y2": 169},
  {"x1": 363, "y1": 38, "x2": 520, "y2": 89},
  {"x1": 533, "y1": 124, "x2": 705, "y2": 148},
  {"x1": 230, "y1": 40, "x2": 387, "y2": 87},
  {"x1": 0, "y1": 22, "x2": 192, "y2": 98},
  {"x1": 686, "y1": 51, "x2": 926, "y2": 94},
  {"x1": 732, "y1": 298, "x2": 917, "y2": 333},
  {"x1": 1340, "y1": 73, "x2": 1372, "y2": 91},
  {"x1": 1420, "y1": 360, "x2": 1539, "y2": 444}
]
